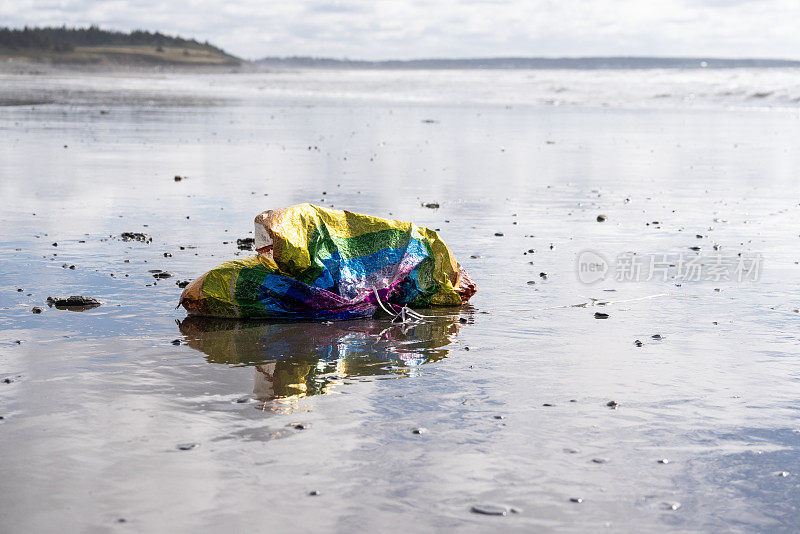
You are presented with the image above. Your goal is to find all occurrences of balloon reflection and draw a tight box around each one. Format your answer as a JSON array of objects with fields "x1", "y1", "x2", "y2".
[{"x1": 178, "y1": 313, "x2": 463, "y2": 401}]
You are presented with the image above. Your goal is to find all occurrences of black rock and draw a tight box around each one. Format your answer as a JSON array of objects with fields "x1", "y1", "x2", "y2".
[
  {"x1": 174, "y1": 175, "x2": 183, "y2": 181},
  {"x1": 120, "y1": 232, "x2": 152, "y2": 243},
  {"x1": 651, "y1": 334, "x2": 662, "y2": 340},
  {"x1": 606, "y1": 400, "x2": 618, "y2": 408},
  {"x1": 176, "y1": 443, "x2": 198, "y2": 451},
  {"x1": 31, "y1": 307, "x2": 42, "y2": 314},
  {"x1": 570, "y1": 497, "x2": 583, "y2": 503},
  {"x1": 237, "y1": 237, "x2": 255, "y2": 250},
  {"x1": 46, "y1": 296, "x2": 102, "y2": 310},
  {"x1": 459, "y1": 317, "x2": 468, "y2": 323},
  {"x1": 539, "y1": 272, "x2": 548, "y2": 279},
  {"x1": 543, "y1": 403, "x2": 554, "y2": 407},
  {"x1": 594, "y1": 312, "x2": 609, "y2": 319},
  {"x1": 423, "y1": 202, "x2": 440, "y2": 209},
  {"x1": 176, "y1": 280, "x2": 190, "y2": 288},
  {"x1": 591, "y1": 458, "x2": 609, "y2": 464},
  {"x1": 153, "y1": 272, "x2": 173, "y2": 279},
  {"x1": 527, "y1": 280, "x2": 536, "y2": 285},
  {"x1": 411, "y1": 427, "x2": 428, "y2": 434},
  {"x1": 494, "y1": 232, "x2": 504, "y2": 237},
  {"x1": 634, "y1": 340, "x2": 643, "y2": 347},
  {"x1": 308, "y1": 490, "x2": 321, "y2": 496},
  {"x1": 171, "y1": 339, "x2": 181, "y2": 346},
  {"x1": 596, "y1": 214, "x2": 607, "y2": 222}
]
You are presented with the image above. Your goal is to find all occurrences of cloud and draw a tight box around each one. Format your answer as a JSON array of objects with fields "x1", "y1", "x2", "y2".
[{"x1": 1, "y1": 0, "x2": 799, "y2": 60}]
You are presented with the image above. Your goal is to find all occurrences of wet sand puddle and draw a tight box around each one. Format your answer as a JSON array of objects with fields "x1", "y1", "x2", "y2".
[{"x1": 1, "y1": 70, "x2": 800, "y2": 532}]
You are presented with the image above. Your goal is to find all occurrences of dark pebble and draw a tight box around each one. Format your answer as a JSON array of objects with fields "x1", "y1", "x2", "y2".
[
  {"x1": 459, "y1": 317, "x2": 467, "y2": 323},
  {"x1": 117, "y1": 518, "x2": 127, "y2": 523},
  {"x1": 423, "y1": 202, "x2": 440, "y2": 209},
  {"x1": 543, "y1": 403, "x2": 554, "y2": 407},
  {"x1": 32, "y1": 307, "x2": 42, "y2": 314},
  {"x1": 651, "y1": 334, "x2": 662, "y2": 339},
  {"x1": 596, "y1": 214, "x2": 607, "y2": 222},
  {"x1": 526, "y1": 280, "x2": 536, "y2": 285},
  {"x1": 606, "y1": 400, "x2": 618, "y2": 408},
  {"x1": 494, "y1": 232, "x2": 504, "y2": 237},
  {"x1": 176, "y1": 280, "x2": 190, "y2": 288},
  {"x1": 411, "y1": 427, "x2": 427, "y2": 434},
  {"x1": 570, "y1": 497, "x2": 583, "y2": 503},
  {"x1": 594, "y1": 312, "x2": 609, "y2": 319},
  {"x1": 658, "y1": 458, "x2": 670, "y2": 464},
  {"x1": 236, "y1": 396, "x2": 250, "y2": 403},
  {"x1": 171, "y1": 339, "x2": 181, "y2": 346},
  {"x1": 470, "y1": 504, "x2": 509, "y2": 516},
  {"x1": 163, "y1": 253, "x2": 172, "y2": 258},
  {"x1": 176, "y1": 443, "x2": 198, "y2": 451},
  {"x1": 689, "y1": 246, "x2": 701, "y2": 251},
  {"x1": 294, "y1": 424, "x2": 307, "y2": 430},
  {"x1": 308, "y1": 490, "x2": 321, "y2": 496},
  {"x1": 539, "y1": 272, "x2": 547, "y2": 279},
  {"x1": 153, "y1": 272, "x2": 173, "y2": 279},
  {"x1": 591, "y1": 458, "x2": 609, "y2": 464},
  {"x1": 634, "y1": 340, "x2": 643, "y2": 347},
  {"x1": 174, "y1": 175, "x2": 183, "y2": 181}
]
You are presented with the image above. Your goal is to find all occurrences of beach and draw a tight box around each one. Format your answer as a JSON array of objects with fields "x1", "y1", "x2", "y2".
[{"x1": 1, "y1": 66, "x2": 800, "y2": 532}]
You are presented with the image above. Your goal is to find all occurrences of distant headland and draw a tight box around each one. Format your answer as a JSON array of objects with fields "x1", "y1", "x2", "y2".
[{"x1": 0, "y1": 26, "x2": 241, "y2": 67}]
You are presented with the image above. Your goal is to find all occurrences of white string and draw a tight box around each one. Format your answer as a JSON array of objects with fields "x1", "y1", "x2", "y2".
[{"x1": 371, "y1": 287, "x2": 435, "y2": 324}]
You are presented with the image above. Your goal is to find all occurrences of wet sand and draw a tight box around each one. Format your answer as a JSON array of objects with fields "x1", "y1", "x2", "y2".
[{"x1": 1, "y1": 69, "x2": 800, "y2": 532}]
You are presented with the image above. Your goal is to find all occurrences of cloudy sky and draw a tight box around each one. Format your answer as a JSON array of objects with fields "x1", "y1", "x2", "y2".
[{"x1": 4, "y1": 0, "x2": 799, "y2": 60}]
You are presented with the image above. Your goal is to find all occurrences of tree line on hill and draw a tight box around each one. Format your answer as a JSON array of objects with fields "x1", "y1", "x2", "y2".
[{"x1": 0, "y1": 25, "x2": 225, "y2": 54}]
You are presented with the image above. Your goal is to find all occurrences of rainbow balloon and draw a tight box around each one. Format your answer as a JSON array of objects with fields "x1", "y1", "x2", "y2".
[{"x1": 179, "y1": 204, "x2": 476, "y2": 320}]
